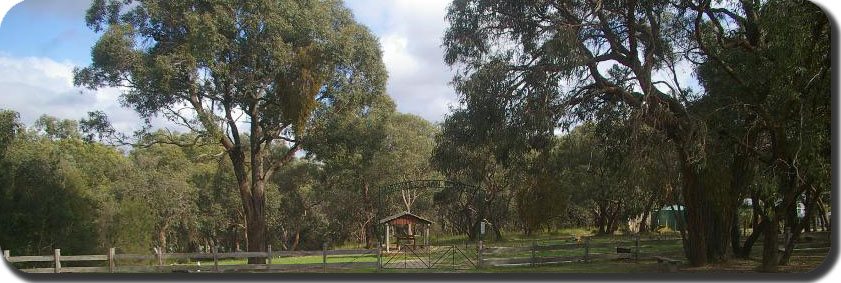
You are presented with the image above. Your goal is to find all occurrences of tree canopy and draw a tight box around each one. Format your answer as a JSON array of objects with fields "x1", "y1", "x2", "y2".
[{"x1": 74, "y1": 0, "x2": 388, "y2": 263}]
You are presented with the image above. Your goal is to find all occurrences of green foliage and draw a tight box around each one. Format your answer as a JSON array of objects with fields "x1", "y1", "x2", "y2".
[
  {"x1": 75, "y1": 0, "x2": 387, "y2": 136},
  {"x1": 0, "y1": 128, "x2": 126, "y2": 255},
  {"x1": 32, "y1": 115, "x2": 81, "y2": 140},
  {"x1": 74, "y1": 0, "x2": 390, "y2": 256},
  {"x1": 0, "y1": 110, "x2": 21, "y2": 158},
  {"x1": 304, "y1": 96, "x2": 440, "y2": 246},
  {"x1": 442, "y1": 0, "x2": 830, "y2": 267},
  {"x1": 0, "y1": 3, "x2": 829, "y2": 273},
  {"x1": 100, "y1": 199, "x2": 156, "y2": 254}
]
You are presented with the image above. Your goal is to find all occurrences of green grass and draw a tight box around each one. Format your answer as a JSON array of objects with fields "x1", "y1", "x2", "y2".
[
  {"x1": 205, "y1": 253, "x2": 378, "y2": 265},
  {"x1": 161, "y1": 231, "x2": 827, "y2": 273}
]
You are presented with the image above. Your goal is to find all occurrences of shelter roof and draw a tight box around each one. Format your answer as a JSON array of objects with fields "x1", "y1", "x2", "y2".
[{"x1": 378, "y1": 211, "x2": 433, "y2": 225}]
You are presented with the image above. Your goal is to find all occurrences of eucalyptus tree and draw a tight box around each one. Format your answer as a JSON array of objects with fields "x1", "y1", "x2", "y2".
[
  {"x1": 33, "y1": 115, "x2": 81, "y2": 140},
  {"x1": 550, "y1": 120, "x2": 645, "y2": 236},
  {"x1": 514, "y1": 149, "x2": 569, "y2": 235},
  {"x1": 305, "y1": 95, "x2": 439, "y2": 247},
  {"x1": 442, "y1": 0, "x2": 828, "y2": 266},
  {"x1": 432, "y1": 109, "x2": 516, "y2": 240},
  {"x1": 443, "y1": 0, "x2": 731, "y2": 265},
  {"x1": 74, "y1": 0, "x2": 387, "y2": 262},
  {"x1": 127, "y1": 136, "x2": 199, "y2": 251},
  {"x1": 269, "y1": 160, "x2": 330, "y2": 250},
  {"x1": 688, "y1": 0, "x2": 831, "y2": 270},
  {"x1": 0, "y1": 120, "x2": 130, "y2": 255},
  {"x1": 0, "y1": 110, "x2": 21, "y2": 157}
]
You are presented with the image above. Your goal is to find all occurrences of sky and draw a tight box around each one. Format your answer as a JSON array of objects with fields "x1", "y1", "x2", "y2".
[
  {"x1": 0, "y1": 0, "x2": 459, "y2": 134},
  {"x1": 1, "y1": 0, "x2": 839, "y2": 135}
]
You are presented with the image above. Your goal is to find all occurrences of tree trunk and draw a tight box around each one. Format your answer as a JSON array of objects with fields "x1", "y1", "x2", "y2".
[
  {"x1": 607, "y1": 201, "x2": 622, "y2": 234},
  {"x1": 362, "y1": 182, "x2": 375, "y2": 249},
  {"x1": 595, "y1": 204, "x2": 608, "y2": 235},
  {"x1": 227, "y1": 140, "x2": 267, "y2": 263},
  {"x1": 493, "y1": 225, "x2": 504, "y2": 241},
  {"x1": 802, "y1": 195, "x2": 812, "y2": 232},
  {"x1": 679, "y1": 149, "x2": 734, "y2": 266},
  {"x1": 738, "y1": 219, "x2": 765, "y2": 259},
  {"x1": 735, "y1": 194, "x2": 765, "y2": 259},
  {"x1": 639, "y1": 197, "x2": 655, "y2": 233},
  {"x1": 760, "y1": 215, "x2": 779, "y2": 272},
  {"x1": 157, "y1": 227, "x2": 167, "y2": 253},
  {"x1": 731, "y1": 213, "x2": 742, "y2": 256},
  {"x1": 780, "y1": 185, "x2": 819, "y2": 265},
  {"x1": 817, "y1": 199, "x2": 830, "y2": 231},
  {"x1": 291, "y1": 231, "x2": 300, "y2": 251},
  {"x1": 245, "y1": 179, "x2": 267, "y2": 264}
]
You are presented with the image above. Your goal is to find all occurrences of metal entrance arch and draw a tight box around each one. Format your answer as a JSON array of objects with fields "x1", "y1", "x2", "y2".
[{"x1": 377, "y1": 179, "x2": 476, "y2": 195}]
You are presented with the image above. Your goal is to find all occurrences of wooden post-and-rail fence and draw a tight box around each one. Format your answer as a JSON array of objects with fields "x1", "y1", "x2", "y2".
[
  {"x1": 476, "y1": 236, "x2": 677, "y2": 267},
  {"x1": 2, "y1": 245, "x2": 379, "y2": 273}
]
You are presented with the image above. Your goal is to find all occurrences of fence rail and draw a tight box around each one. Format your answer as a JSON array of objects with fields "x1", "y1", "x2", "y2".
[
  {"x1": 6, "y1": 235, "x2": 826, "y2": 273},
  {"x1": 477, "y1": 236, "x2": 678, "y2": 267},
  {"x1": 3, "y1": 246, "x2": 378, "y2": 273}
]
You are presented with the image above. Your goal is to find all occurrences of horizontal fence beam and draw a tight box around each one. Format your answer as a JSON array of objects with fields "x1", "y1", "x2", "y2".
[
  {"x1": 7, "y1": 236, "x2": 830, "y2": 273},
  {"x1": 109, "y1": 262, "x2": 378, "y2": 273},
  {"x1": 274, "y1": 250, "x2": 322, "y2": 257},
  {"x1": 8, "y1": 249, "x2": 379, "y2": 264},
  {"x1": 17, "y1": 261, "x2": 378, "y2": 274},
  {"x1": 484, "y1": 253, "x2": 613, "y2": 266},
  {"x1": 59, "y1": 266, "x2": 110, "y2": 273},
  {"x1": 115, "y1": 254, "x2": 155, "y2": 261},
  {"x1": 326, "y1": 249, "x2": 378, "y2": 255},
  {"x1": 61, "y1": 255, "x2": 108, "y2": 261},
  {"x1": 7, "y1": 255, "x2": 54, "y2": 263},
  {"x1": 482, "y1": 238, "x2": 684, "y2": 254},
  {"x1": 18, "y1": 268, "x2": 54, "y2": 273}
]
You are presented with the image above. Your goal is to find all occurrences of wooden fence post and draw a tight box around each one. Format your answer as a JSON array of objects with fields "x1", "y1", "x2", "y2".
[
  {"x1": 53, "y1": 249, "x2": 61, "y2": 273},
  {"x1": 267, "y1": 244, "x2": 272, "y2": 265},
  {"x1": 531, "y1": 240, "x2": 537, "y2": 267},
  {"x1": 376, "y1": 241, "x2": 382, "y2": 272},
  {"x1": 477, "y1": 240, "x2": 483, "y2": 268},
  {"x1": 108, "y1": 248, "x2": 116, "y2": 273},
  {"x1": 3, "y1": 250, "x2": 9, "y2": 262},
  {"x1": 584, "y1": 237, "x2": 590, "y2": 263},
  {"x1": 322, "y1": 242, "x2": 327, "y2": 273},
  {"x1": 212, "y1": 246, "x2": 219, "y2": 273}
]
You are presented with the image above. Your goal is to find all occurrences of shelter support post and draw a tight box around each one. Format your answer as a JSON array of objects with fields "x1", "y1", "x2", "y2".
[
  {"x1": 385, "y1": 224, "x2": 390, "y2": 252},
  {"x1": 425, "y1": 225, "x2": 429, "y2": 247}
]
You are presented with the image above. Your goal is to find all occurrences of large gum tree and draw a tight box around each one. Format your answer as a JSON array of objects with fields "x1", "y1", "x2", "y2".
[
  {"x1": 74, "y1": 0, "x2": 387, "y2": 263},
  {"x1": 443, "y1": 0, "x2": 732, "y2": 266},
  {"x1": 443, "y1": 0, "x2": 829, "y2": 267}
]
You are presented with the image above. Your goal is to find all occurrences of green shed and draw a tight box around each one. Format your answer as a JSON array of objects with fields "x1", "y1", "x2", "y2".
[{"x1": 655, "y1": 205, "x2": 686, "y2": 231}]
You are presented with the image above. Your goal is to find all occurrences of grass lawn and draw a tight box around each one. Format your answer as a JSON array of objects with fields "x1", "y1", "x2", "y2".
[
  {"x1": 204, "y1": 254, "x2": 379, "y2": 265},
  {"x1": 167, "y1": 230, "x2": 829, "y2": 274}
]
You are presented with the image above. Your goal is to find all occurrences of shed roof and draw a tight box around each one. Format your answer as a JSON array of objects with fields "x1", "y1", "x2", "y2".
[
  {"x1": 378, "y1": 211, "x2": 433, "y2": 225},
  {"x1": 660, "y1": 204, "x2": 685, "y2": 211}
]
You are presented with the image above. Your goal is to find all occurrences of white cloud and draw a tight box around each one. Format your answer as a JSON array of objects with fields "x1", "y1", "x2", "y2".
[
  {"x1": 0, "y1": 0, "x2": 23, "y2": 29},
  {"x1": 0, "y1": 54, "x2": 176, "y2": 134},
  {"x1": 1, "y1": 0, "x2": 460, "y2": 134},
  {"x1": 381, "y1": 35, "x2": 418, "y2": 75},
  {"x1": 346, "y1": 0, "x2": 456, "y2": 123}
]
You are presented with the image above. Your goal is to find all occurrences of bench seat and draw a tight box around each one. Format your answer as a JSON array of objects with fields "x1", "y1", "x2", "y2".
[{"x1": 652, "y1": 256, "x2": 680, "y2": 272}]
